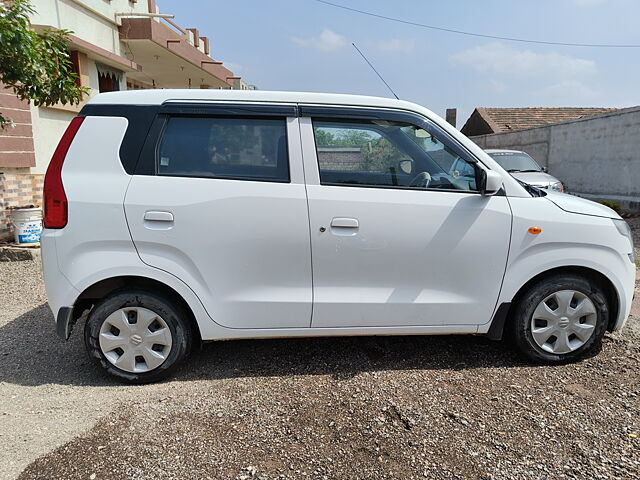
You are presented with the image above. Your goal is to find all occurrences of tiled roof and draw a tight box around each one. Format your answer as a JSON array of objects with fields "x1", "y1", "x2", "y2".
[{"x1": 473, "y1": 107, "x2": 620, "y2": 133}]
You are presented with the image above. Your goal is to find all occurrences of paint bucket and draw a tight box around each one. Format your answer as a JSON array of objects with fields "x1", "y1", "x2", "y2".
[{"x1": 9, "y1": 207, "x2": 42, "y2": 244}]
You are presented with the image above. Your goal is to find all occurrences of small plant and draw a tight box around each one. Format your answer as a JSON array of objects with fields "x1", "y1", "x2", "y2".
[{"x1": 599, "y1": 200, "x2": 622, "y2": 214}]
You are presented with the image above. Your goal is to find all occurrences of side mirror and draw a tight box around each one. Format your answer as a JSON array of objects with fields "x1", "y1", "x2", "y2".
[
  {"x1": 477, "y1": 168, "x2": 503, "y2": 196},
  {"x1": 398, "y1": 159, "x2": 414, "y2": 175},
  {"x1": 541, "y1": 166, "x2": 548, "y2": 173}
]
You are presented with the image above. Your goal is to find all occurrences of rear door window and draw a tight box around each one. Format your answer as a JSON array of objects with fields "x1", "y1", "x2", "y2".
[{"x1": 157, "y1": 116, "x2": 289, "y2": 182}]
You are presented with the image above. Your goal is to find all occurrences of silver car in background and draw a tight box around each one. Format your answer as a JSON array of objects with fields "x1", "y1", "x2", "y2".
[{"x1": 485, "y1": 149, "x2": 565, "y2": 192}]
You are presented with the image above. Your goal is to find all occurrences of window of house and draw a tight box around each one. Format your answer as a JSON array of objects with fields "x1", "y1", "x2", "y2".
[
  {"x1": 96, "y1": 63, "x2": 122, "y2": 93},
  {"x1": 126, "y1": 79, "x2": 148, "y2": 90},
  {"x1": 312, "y1": 119, "x2": 478, "y2": 192},
  {"x1": 69, "y1": 51, "x2": 82, "y2": 87},
  {"x1": 157, "y1": 116, "x2": 290, "y2": 182}
]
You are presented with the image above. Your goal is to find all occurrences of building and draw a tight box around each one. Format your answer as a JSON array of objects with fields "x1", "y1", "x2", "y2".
[
  {"x1": 0, "y1": 0, "x2": 254, "y2": 240},
  {"x1": 460, "y1": 107, "x2": 619, "y2": 137}
]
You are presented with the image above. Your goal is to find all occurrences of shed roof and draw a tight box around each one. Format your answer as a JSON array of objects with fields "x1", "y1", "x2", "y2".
[{"x1": 461, "y1": 107, "x2": 620, "y2": 136}]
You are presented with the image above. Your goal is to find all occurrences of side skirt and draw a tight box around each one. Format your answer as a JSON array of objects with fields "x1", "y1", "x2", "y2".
[{"x1": 198, "y1": 324, "x2": 480, "y2": 342}]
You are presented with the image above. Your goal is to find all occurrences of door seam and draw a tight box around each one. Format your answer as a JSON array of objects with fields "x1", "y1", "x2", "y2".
[
  {"x1": 295, "y1": 114, "x2": 315, "y2": 328},
  {"x1": 484, "y1": 195, "x2": 515, "y2": 326}
]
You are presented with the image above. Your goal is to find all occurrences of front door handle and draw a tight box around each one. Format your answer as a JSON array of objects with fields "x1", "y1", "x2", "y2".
[
  {"x1": 331, "y1": 217, "x2": 359, "y2": 228},
  {"x1": 144, "y1": 211, "x2": 174, "y2": 222}
]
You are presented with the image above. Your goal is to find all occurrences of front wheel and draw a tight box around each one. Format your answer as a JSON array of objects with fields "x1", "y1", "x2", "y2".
[
  {"x1": 84, "y1": 290, "x2": 193, "y2": 383},
  {"x1": 512, "y1": 274, "x2": 609, "y2": 364}
]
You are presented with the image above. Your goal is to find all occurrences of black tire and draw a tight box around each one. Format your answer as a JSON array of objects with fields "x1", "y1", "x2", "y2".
[
  {"x1": 84, "y1": 290, "x2": 193, "y2": 383},
  {"x1": 512, "y1": 274, "x2": 609, "y2": 364}
]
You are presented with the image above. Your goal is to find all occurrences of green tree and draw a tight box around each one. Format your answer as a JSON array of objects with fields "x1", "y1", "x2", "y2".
[
  {"x1": 362, "y1": 137, "x2": 409, "y2": 173},
  {"x1": 333, "y1": 129, "x2": 373, "y2": 147},
  {"x1": 314, "y1": 128, "x2": 336, "y2": 146},
  {"x1": 0, "y1": 0, "x2": 87, "y2": 128}
]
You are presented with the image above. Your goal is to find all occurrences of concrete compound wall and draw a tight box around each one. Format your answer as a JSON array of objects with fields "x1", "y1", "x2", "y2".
[{"x1": 471, "y1": 107, "x2": 640, "y2": 212}]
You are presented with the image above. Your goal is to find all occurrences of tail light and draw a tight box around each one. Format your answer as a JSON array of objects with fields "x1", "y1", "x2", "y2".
[{"x1": 43, "y1": 116, "x2": 84, "y2": 229}]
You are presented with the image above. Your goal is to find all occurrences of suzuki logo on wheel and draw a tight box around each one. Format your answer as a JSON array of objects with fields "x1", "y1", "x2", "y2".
[{"x1": 129, "y1": 334, "x2": 143, "y2": 346}]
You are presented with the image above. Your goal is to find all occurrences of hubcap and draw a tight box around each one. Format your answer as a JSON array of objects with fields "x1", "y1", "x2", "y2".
[
  {"x1": 530, "y1": 290, "x2": 597, "y2": 355},
  {"x1": 99, "y1": 307, "x2": 172, "y2": 373}
]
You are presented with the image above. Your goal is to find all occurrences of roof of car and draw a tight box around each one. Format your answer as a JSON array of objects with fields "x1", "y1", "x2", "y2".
[{"x1": 88, "y1": 89, "x2": 432, "y2": 113}]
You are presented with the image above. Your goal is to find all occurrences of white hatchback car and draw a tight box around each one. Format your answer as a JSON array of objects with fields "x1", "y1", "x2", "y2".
[{"x1": 41, "y1": 90, "x2": 636, "y2": 383}]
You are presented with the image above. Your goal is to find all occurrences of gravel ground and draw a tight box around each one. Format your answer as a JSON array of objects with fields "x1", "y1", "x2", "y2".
[{"x1": 1, "y1": 230, "x2": 639, "y2": 480}]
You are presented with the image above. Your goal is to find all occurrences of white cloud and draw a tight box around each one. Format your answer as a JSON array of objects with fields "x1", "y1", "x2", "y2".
[
  {"x1": 376, "y1": 38, "x2": 416, "y2": 53},
  {"x1": 533, "y1": 80, "x2": 596, "y2": 100},
  {"x1": 292, "y1": 29, "x2": 348, "y2": 52},
  {"x1": 450, "y1": 42, "x2": 597, "y2": 81}
]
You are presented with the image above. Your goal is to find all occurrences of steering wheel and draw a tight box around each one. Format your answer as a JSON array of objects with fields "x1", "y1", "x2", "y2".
[{"x1": 408, "y1": 171, "x2": 431, "y2": 188}]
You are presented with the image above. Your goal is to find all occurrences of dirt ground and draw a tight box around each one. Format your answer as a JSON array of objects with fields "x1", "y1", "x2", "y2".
[{"x1": 1, "y1": 225, "x2": 639, "y2": 480}]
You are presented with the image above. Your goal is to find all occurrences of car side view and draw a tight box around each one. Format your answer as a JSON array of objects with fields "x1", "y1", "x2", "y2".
[{"x1": 41, "y1": 90, "x2": 636, "y2": 383}]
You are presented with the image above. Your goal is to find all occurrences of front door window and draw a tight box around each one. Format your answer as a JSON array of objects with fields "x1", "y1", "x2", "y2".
[{"x1": 313, "y1": 119, "x2": 478, "y2": 191}]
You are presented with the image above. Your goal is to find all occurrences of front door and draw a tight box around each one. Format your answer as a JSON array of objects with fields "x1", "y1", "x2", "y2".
[
  {"x1": 299, "y1": 111, "x2": 512, "y2": 328},
  {"x1": 125, "y1": 108, "x2": 312, "y2": 329}
]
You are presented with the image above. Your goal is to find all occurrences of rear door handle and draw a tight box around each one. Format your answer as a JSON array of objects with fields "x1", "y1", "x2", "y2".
[
  {"x1": 331, "y1": 217, "x2": 359, "y2": 228},
  {"x1": 144, "y1": 211, "x2": 174, "y2": 222}
]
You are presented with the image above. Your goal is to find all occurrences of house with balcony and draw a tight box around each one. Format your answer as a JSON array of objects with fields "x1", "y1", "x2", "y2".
[{"x1": 0, "y1": 0, "x2": 254, "y2": 240}]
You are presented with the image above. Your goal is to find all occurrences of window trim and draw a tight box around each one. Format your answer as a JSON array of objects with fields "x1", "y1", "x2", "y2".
[
  {"x1": 308, "y1": 110, "x2": 483, "y2": 194},
  {"x1": 159, "y1": 102, "x2": 297, "y2": 117},
  {"x1": 153, "y1": 114, "x2": 292, "y2": 184}
]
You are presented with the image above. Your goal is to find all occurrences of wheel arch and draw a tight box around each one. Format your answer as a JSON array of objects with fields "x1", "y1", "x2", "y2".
[
  {"x1": 487, "y1": 265, "x2": 619, "y2": 340},
  {"x1": 70, "y1": 275, "x2": 202, "y2": 344}
]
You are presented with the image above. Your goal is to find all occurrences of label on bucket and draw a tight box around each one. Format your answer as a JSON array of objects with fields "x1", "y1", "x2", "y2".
[{"x1": 17, "y1": 222, "x2": 42, "y2": 243}]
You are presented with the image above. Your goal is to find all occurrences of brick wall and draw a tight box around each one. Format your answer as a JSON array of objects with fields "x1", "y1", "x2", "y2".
[
  {"x1": 0, "y1": 83, "x2": 40, "y2": 241},
  {"x1": 317, "y1": 147, "x2": 366, "y2": 171},
  {"x1": 0, "y1": 84, "x2": 36, "y2": 168},
  {"x1": 0, "y1": 173, "x2": 43, "y2": 241}
]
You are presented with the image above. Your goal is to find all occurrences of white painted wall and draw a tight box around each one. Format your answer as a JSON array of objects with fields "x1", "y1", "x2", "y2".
[
  {"x1": 30, "y1": 107, "x2": 75, "y2": 174},
  {"x1": 30, "y1": 0, "x2": 148, "y2": 56}
]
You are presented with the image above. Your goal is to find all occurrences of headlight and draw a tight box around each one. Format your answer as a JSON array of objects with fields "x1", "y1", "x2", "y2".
[
  {"x1": 613, "y1": 218, "x2": 635, "y2": 263},
  {"x1": 550, "y1": 181, "x2": 564, "y2": 192}
]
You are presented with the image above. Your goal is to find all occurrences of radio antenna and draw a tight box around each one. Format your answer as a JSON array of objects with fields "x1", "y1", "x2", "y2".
[{"x1": 352, "y1": 42, "x2": 399, "y2": 100}]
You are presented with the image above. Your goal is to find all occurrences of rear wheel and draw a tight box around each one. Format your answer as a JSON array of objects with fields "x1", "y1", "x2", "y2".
[
  {"x1": 85, "y1": 290, "x2": 193, "y2": 383},
  {"x1": 512, "y1": 274, "x2": 609, "y2": 364}
]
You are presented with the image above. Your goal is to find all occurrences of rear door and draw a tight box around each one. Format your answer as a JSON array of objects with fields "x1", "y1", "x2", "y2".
[
  {"x1": 125, "y1": 103, "x2": 312, "y2": 329},
  {"x1": 299, "y1": 107, "x2": 512, "y2": 328}
]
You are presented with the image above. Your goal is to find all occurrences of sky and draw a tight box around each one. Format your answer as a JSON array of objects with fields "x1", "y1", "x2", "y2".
[{"x1": 161, "y1": 0, "x2": 640, "y2": 126}]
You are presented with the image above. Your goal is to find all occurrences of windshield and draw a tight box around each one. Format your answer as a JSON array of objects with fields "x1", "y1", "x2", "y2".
[{"x1": 487, "y1": 152, "x2": 541, "y2": 173}]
